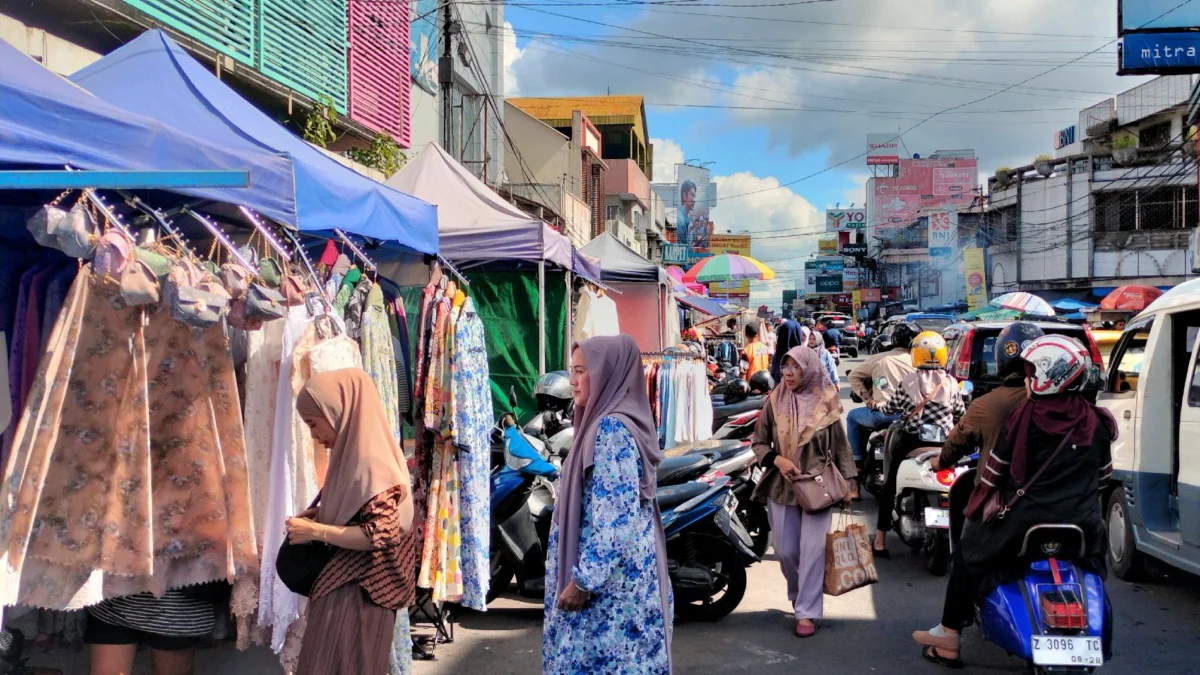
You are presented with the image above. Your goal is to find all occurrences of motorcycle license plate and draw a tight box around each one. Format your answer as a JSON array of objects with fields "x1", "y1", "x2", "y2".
[
  {"x1": 1030, "y1": 636, "x2": 1104, "y2": 667},
  {"x1": 751, "y1": 466, "x2": 765, "y2": 483},
  {"x1": 923, "y1": 507, "x2": 950, "y2": 529}
]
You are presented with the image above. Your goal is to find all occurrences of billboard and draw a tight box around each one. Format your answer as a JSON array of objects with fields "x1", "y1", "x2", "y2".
[
  {"x1": 928, "y1": 211, "x2": 955, "y2": 258},
  {"x1": 826, "y1": 208, "x2": 867, "y2": 232},
  {"x1": 818, "y1": 238, "x2": 839, "y2": 254},
  {"x1": 964, "y1": 247, "x2": 988, "y2": 310},
  {"x1": 841, "y1": 242, "x2": 868, "y2": 257},
  {"x1": 706, "y1": 234, "x2": 752, "y2": 297},
  {"x1": 662, "y1": 243, "x2": 690, "y2": 265},
  {"x1": 805, "y1": 258, "x2": 844, "y2": 273},
  {"x1": 675, "y1": 164, "x2": 713, "y2": 256},
  {"x1": 410, "y1": 0, "x2": 439, "y2": 93},
  {"x1": 872, "y1": 156, "x2": 977, "y2": 238},
  {"x1": 1120, "y1": 0, "x2": 1200, "y2": 33},
  {"x1": 842, "y1": 267, "x2": 860, "y2": 291},
  {"x1": 859, "y1": 288, "x2": 882, "y2": 303},
  {"x1": 867, "y1": 133, "x2": 901, "y2": 166},
  {"x1": 1120, "y1": 33, "x2": 1200, "y2": 73},
  {"x1": 815, "y1": 275, "x2": 843, "y2": 293}
]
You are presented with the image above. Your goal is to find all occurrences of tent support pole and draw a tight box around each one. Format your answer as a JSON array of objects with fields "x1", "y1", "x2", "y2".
[
  {"x1": 538, "y1": 260, "x2": 546, "y2": 375},
  {"x1": 565, "y1": 271, "x2": 573, "y2": 369}
]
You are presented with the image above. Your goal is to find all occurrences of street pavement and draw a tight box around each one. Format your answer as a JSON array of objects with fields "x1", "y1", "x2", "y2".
[{"x1": 413, "y1": 356, "x2": 1200, "y2": 675}]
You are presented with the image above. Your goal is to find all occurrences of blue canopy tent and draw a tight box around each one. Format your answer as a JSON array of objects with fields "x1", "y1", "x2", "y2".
[
  {"x1": 0, "y1": 37, "x2": 296, "y2": 227},
  {"x1": 1051, "y1": 298, "x2": 1098, "y2": 312},
  {"x1": 71, "y1": 30, "x2": 437, "y2": 256}
]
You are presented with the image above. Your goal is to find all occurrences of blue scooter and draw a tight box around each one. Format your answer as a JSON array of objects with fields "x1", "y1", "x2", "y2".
[
  {"x1": 948, "y1": 463, "x2": 1111, "y2": 673},
  {"x1": 658, "y1": 476, "x2": 758, "y2": 622},
  {"x1": 488, "y1": 417, "x2": 559, "y2": 603}
]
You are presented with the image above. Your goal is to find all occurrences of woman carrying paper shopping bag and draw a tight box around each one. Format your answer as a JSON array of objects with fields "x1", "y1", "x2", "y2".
[{"x1": 751, "y1": 345, "x2": 857, "y2": 638}]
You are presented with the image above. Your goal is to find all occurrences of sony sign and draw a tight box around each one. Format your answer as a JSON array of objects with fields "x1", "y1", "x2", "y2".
[{"x1": 1054, "y1": 125, "x2": 1076, "y2": 150}]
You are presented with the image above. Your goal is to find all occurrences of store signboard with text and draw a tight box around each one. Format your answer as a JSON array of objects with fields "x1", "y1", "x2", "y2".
[
  {"x1": 867, "y1": 133, "x2": 901, "y2": 166},
  {"x1": 932, "y1": 167, "x2": 975, "y2": 196},
  {"x1": 928, "y1": 211, "x2": 955, "y2": 258},
  {"x1": 963, "y1": 247, "x2": 988, "y2": 310},
  {"x1": 826, "y1": 208, "x2": 867, "y2": 232},
  {"x1": 842, "y1": 267, "x2": 860, "y2": 291},
  {"x1": 662, "y1": 243, "x2": 690, "y2": 265},
  {"x1": 841, "y1": 242, "x2": 868, "y2": 257},
  {"x1": 818, "y1": 238, "x2": 839, "y2": 255},
  {"x1": 674, "y1": 164, "x2": 714, "y2": 257},
  {"x1": 815, "y1": 275, "x2": 844, "y2": 293},
  {"x1": 872, "y1": 155, "x2": 977, "y2": 237},
  {"x1": 705, "y1": 234, "x2": 752, "y2": 297},
  {"x1": 859, "y1": 288, "x2": 882, "y2": 303}
]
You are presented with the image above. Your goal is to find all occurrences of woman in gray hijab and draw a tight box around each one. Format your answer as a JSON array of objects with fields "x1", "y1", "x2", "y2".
[{"x1": 543, "y1": 335, "x2": 672, "y2": 674}]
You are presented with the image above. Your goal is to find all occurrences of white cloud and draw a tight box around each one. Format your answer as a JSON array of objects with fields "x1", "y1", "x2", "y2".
[
  {"x1": 501, "y1": 22, "x2": 523, "y2": 97},
  {"x1": 651, "y1": 137, "x2": 685, "y2": 183},
  {"x1": 837, "y1": 173, "x2": 871, "y2": 210}
]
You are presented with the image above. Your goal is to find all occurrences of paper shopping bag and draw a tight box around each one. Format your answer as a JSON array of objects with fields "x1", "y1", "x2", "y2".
[{"x1": 823, "y1": 522, "x2": 879, "y2": 596}]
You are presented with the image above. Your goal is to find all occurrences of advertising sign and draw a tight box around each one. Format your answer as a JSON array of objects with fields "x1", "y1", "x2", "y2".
[
  {"x1": 816, "y1": 275, "x2": 843, "y2": 293},
  {"x1": 1120, "y1": 32, "x2": 1200, "y2": 74},
  {"x1": 841, "y1": 242, "x2": 868, "y2": 257},
  {"x1": 932, "y1": 167, "x2": 974, "y2": 196},
  {"x1": 825, "y1": 208, "x2": 867, "y2": 232},
  {"x1": 1054, "y1": 125, "x2": 1077, "y2": 150},
  {"x1": 705, "y1": 234, "x2": 752, "y2": 297},
  {"x1": 1119, "y1": 0, "x2": 1200, "y2": 33},
  {"x1": 805, "y1": 258, "x2": 844, "y2": 273},
  {"x1": 410, "y1": 0, "x2": 439, "y2": 93},
  {"x1": 804, "y1": 269, "x2": 817, "y2": 294},
  {"x1": 963, "y1": 247, "x2": 988, "y2": 310},
  {"x1": 842, "y1": 267, "x2": 860, "y2": 291},
  {"x1": 818, "y1": 238, "x2": 839, "y2": 254},
  {"x1": 867, "y1": 133, "x2": 901, "y2": 166},
  {"x1": 662, "y1": 243, "x2": 690, "y2": 265},
  {"x1": 928, "y1": 211, "x2": 955, "y2": 258},
  {"x1": 675, "y1": 164, "x2": 713, "y2": 254},
  {"x1": 859, "y1": 288, "x2": 882, "y2": 303}
]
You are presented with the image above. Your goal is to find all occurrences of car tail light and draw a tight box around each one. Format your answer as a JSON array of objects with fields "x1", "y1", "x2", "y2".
[
  {"x1": 1082, "y1": 324, "x2": 1104, "y2": 367},
  {"x1": 953, "y1": 327, "x2": 974, "y2": 380},
  {"x1": 934, "y1": 469, "x2": 956, "y2": 486}
]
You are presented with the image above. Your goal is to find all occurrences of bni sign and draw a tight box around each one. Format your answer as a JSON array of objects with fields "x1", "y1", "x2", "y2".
[{"x1": 1054, "y1": 125, "x2": 1076, "y2": 150}]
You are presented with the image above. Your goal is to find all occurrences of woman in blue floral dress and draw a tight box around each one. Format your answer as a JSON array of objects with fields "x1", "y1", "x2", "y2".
[{"x1": 543, "y1": 335, "x2": 673, "y2": 674}]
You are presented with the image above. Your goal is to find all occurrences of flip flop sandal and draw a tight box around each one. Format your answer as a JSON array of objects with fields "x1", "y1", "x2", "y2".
[{"x1": 922, "y1": 645, "x2": 964, "y2": 669}]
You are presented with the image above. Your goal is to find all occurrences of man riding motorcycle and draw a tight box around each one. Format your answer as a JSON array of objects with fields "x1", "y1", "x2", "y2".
[
  {"x1": 932, "y1": 322, "x2": 1043, "y2": 478},
  {"x1": 845, "y1": 322, "x2": 920, "y2": 465},
  {"x1": 912, "y1": 335, "x2": 1116, "y2": 669}
]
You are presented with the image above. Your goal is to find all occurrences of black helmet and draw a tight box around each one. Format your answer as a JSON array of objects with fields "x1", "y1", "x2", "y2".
[
  {"x1": 723, "y1": 379, "x2": 750, "y2": 405},
  {"x1": 748, "y1": 370, "x2": 775, "y2": 396},
  {"x1": 534, "y1": 370, "x2": 572, "y2": 412},
  {"x1": 891, "y1": 322, "x2": 921, "y2": 350},
  {"x1": 994, "y1": 322, "x2": 1045, "y2": 378}
]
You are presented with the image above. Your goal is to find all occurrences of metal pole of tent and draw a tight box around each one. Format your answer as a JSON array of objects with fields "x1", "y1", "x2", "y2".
[
  {"x1": 538, "y1": 260, "x2": 546, "y2": 375},
  {"x1": 564, "y1": 271, "x2": 573, "y2": 369}
]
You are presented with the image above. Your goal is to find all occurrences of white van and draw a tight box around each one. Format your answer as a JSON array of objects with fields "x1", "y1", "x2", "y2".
[{"x1": 1097, "y1": 278, "x2": 1200, "y2": 579}]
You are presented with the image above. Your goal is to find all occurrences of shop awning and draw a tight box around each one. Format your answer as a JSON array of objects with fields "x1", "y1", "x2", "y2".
[
  {"x1": 674, "y1": 293, "x2": 733, "y2": 317},
  {"x1": 0, "y1": 37, "x2": 297, "y2": 226},
  {"x1": 386, "y1": 143, "x2": 568, "y2": 266},
  {"x1": 578, "y1": 232, "x2": 666, "y2": 283},
  {"x1": 71, "y1": 30, "x2": 437, "y2": 255}
]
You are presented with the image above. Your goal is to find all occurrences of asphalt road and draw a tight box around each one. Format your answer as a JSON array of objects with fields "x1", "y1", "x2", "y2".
[{"x1": 413, "y1": 356, "x2": 1200, "y2": 675}]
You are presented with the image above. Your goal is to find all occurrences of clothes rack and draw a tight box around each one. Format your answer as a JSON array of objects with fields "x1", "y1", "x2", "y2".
[
  {"x1": 182, "y1": 208, "x2": 256, "y2": 272},
  {"x1": 583, "y1": 278, "x2": 622, "y2": 295},
  {"x1": 435, "y1": 254, "x2": 470, "y2": 287},
  {"x1": 237, "y1": 206, "x2": 292, "y2": 261},
  {"x1": 333, "y1": 228, "x2": 378, "y2": 274}
]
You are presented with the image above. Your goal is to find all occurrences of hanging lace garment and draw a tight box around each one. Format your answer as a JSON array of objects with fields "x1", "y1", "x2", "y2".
[
  {"x1": 0, "y1": 273, "x2": 257, "y2": 624},
  {"x1": 360, "y1": 283, "x2": 400, "y2": 439},
  {"x1": 244, "y1": 320, "x2": 285, "y2": 551}
]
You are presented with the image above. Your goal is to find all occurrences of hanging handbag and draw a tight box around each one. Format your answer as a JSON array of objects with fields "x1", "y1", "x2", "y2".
[
  {"x1": 788, "y1": 448, "x2": 850, "y2": 513},
  {"x1": 245, "y1": 283, "x2": 287, "y2": 322},
  {"x1": 94, "y1": 230, "x2": 133, "y2": 280},
  {"x1": 220, "y1": 262, "x2": 253, "y2": 300},
  {"x1": 26, "y1": 202, "x2": 71, "y2": 248},
  {"x1": 57, "y1": 201, "x2": 99, "y2": 259},
  {"x1": 134, "y1": 247, "x2": 173, "y2": 280},
  {"x1": 965, "y1": 434, "x2": 1073, "y2": 525},
  {"x1": 282, "y1": 273, "x2": 308, "y2": 307},
  {"x1": 119, "y1": 259, "x2": 161, "y2": 307},
  {"x1": 258, "y1": 257, "x2": 283, "y2": 288},
  {"x1": 275, "y1": 496, "x2": 333, "y2": 597}
]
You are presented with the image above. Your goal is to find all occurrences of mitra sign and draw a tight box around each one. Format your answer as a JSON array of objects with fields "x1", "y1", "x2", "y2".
[{"x1": 866, "y1": 133, "x2": 900, "y2": 166}]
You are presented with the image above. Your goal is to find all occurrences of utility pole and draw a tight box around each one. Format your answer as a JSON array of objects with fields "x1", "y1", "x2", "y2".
[{"x1": 440, "y1": 2, "x2": 456, "y2": 153}]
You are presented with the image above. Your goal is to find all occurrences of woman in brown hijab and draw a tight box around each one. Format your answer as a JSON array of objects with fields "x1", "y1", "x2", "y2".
[
  {"x1": 285, "y1": 368, "x2": 416, "y2": 675},
  {"x1": 751, "y1": 345, "x2": 856, "y2": 638}
]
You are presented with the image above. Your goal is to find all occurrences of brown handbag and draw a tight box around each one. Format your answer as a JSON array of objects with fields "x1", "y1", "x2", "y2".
[{"x1": 789, "y1": 449, "x2": 849, "y2": 513}]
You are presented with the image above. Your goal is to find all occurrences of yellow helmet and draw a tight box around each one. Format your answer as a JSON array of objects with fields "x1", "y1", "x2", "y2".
[{"x1": 910, "y1": 330, "x2": 948, "y2": 369}]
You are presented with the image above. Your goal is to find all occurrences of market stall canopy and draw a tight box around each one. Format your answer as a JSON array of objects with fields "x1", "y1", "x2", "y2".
[
  {"x1": 990, "y1": 291, "x2": 1055, "y2": 317},
  {"x1": 578, "y1": 232, "x2": 666, "y2": 283},
  {"x1": 71, "y1": 30, "x2": 437, "y2": 254},
  {"x1": 573, "y1": 251, "x2": 603, "y2": 284},
  {"x1": 387, "y1": 143, "x2": 569, "y2": 267},
  {"x1": 1099, "y1": 285, "x2": 1164, "y2": 312},
  {"x1": 1051, "y1": 297, "x2": 1099, "y2": 312},
  {"x1": 674, "y1": 293, "x2": 732, "y2": 317},
  {"x1": 0, "y1": 37, "x2": 297, "y2": 226},
  {"x1": 958, "y1": 306, "x2": 1022, "y2": 322}
]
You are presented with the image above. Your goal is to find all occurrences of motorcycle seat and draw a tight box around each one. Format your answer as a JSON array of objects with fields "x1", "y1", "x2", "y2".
[
  {"x1": 664, "y1": 439, "x2": 743, "y2": 459},
  {"x1": 657, "y1": 454, "x2": 712, "y2": 484},
  {"x1": 712, "y1": 396, "x2": 767, "y2": 418},
  {"x1": 656, "y1": 481, "x2": 710, "y2": 510}
]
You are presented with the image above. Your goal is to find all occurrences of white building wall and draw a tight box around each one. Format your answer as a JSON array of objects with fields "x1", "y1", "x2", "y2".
[{"x1": 0, "y1": 14, "x2": 101, "y2": 75}]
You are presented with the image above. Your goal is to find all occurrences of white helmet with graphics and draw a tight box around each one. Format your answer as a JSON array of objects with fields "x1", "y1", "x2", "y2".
[{"x1": 1020, "y1": 334, "x2": 1091, "y2": 396}]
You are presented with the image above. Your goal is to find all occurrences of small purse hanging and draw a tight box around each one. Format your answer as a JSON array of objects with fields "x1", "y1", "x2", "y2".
[
  {"x1": 275, "y1": 496, "x2": 333, "y2": 597},
  {"x1": 119, "y1": 259, "x2": 161, "y2": 307},
  {"x1": 245, "y1": 283, "x2": 287, "y2": 322},
  {"x1": 789, "y1": 449, "x2": 850, "y2": 513},
  {"x1": 26, "y1": 190, "x2": 75, "y2": 247}
]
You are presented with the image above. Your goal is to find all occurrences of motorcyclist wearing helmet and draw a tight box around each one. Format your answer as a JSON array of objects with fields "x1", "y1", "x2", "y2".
[
  {"x1": 873, "y1": 331, "x2": 966, "y2": 557},
  {"x1": 933, "y1": 322, "x2": 1044, "y2": 480},
  {"x1": 535, "y1": 370, "x2": 575, "y2": 438},
  {"x1": 748, "y1": 370, "x2": 775, "y2": 397},
  {"x1": 913, "y1": 335, "x2": 1116, "y2": 668},
  {"x1": 845, "y1": 321, "x2": 921, "y2": 467}
]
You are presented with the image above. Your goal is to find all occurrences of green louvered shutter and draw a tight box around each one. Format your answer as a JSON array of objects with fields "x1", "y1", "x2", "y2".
[
  {"x1": 122, "y1": 0, "x2": 256, "y2": 66},
  {"x1": 257, "y1": 0, "x2": 349, "y2": 113}
]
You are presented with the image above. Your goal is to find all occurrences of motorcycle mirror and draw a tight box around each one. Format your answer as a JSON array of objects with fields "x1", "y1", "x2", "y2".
[{"x1": 960, "y1": 380, "x2": 975, "y2": 396}]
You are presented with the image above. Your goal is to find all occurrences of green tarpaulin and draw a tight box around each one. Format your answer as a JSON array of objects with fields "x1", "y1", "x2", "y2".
[{"x1": 957, "y1": 307, "x2": 1022, "y2": 322}]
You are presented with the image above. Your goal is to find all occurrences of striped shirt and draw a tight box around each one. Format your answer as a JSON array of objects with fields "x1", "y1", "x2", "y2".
[{"x1": 87, "y1": 590, "x2": 215, "y2": 637}]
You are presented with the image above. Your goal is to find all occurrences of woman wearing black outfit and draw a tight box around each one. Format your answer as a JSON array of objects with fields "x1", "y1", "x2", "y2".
[{"x1": 912, "y1": 335, "x2": 1115, "y2": 668}]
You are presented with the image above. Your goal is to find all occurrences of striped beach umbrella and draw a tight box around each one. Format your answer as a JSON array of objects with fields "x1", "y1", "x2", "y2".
[{"x1": 682, "y1": 254, "x2": 775, "y2": 283}]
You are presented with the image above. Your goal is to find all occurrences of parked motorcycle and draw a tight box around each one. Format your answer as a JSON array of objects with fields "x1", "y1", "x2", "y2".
[
  {"x1": 658, "y1": 476, "x2": 758, "y2": 621},
  {"x1": 948, "y1": 466, "x2": 1112, "y2": 674},
  {"x1": 887, "y1": 423, "x2": 968, "y2": 575},
  {"x1": 488, "y1": 419, "x2": 559, "y2": 602},
  {"x1": 662, "y1": 439, "x2": 771, "y2": 557}
]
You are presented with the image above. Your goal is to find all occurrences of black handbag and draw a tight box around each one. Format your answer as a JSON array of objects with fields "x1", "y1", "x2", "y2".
[
  {"x1": 275, "y1": 539, "x2": 334, "y2": 597},
  {"x1": 275, "y1": 495, "x2": 332, "y2": 597}
]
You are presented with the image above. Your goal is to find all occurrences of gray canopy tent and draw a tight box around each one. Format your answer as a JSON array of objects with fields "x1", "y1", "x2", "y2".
[{"x1": 577, "y1": 232, "x2": 669, "y2": 351}]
